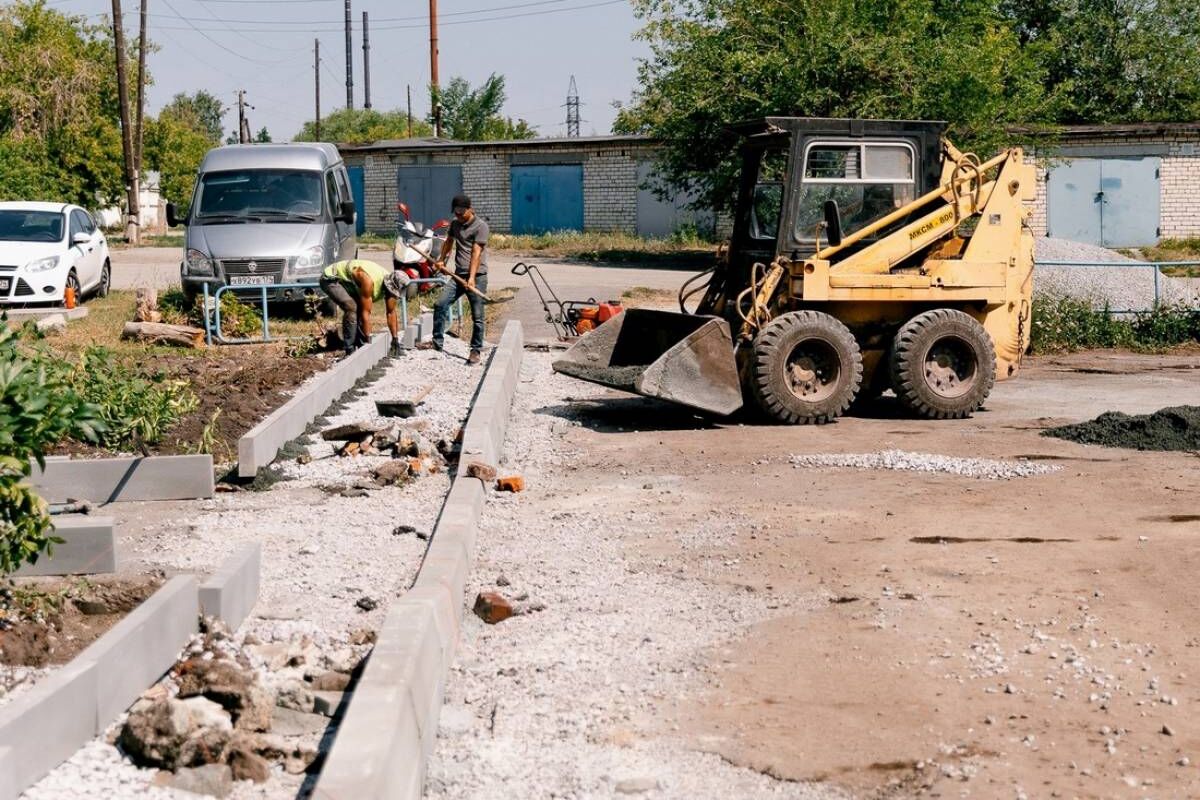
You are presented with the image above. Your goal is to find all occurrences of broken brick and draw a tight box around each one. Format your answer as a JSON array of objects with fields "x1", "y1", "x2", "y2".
[
  {"x1": 496, "y1": 476, "x2": 525, "y2": 493},
  {"x1": 465, "y1": 461, "x2": 497, "y2": 482},
  {"x1": 472, "y1": 592, "x2": 514, "y2": 624}
]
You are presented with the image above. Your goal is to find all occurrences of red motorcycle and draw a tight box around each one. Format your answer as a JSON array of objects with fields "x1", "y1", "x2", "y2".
[{"x1": 392, "y1": 202, "x2": 448, "y2": 289}]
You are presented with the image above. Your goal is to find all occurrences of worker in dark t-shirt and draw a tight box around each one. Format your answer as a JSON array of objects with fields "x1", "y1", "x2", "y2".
[{"x1": 418, "y1": 194, "x2": 488, "y2": 365}]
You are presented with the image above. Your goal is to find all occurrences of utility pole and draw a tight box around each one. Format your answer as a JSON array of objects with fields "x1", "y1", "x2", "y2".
[
  {"x1": 406, "y1": 84, "x2": 413, "y2": 138},
  {"x1": 110, "y1": 0, "x2": 139, "y2": 244},
  {"x1": 132, "y1": 0, "x2": 148, "y2": 244},
  {"x1": 344, "y1": 0, "x2": 353, "y2": 109},
  {"x1": 429, "y1": 0, "x2": 441, "y2": 136},
  {"x1": 565, "y1": 75, "x2": 580, "y2": 138},
  {"x1": 237, "y1": 90, "x2": 251, "y2": 144},
  {"x1": 362, "y1": 11, "x2": 371, "y2": 110},
  {"x1": 314, "y1": 39, "x2": 321, "y2": 140}
]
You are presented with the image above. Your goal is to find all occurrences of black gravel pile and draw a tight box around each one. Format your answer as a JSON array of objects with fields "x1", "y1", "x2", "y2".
[{"x1": 1043, "y1": 405, "x2": 1200, "y2": 451}]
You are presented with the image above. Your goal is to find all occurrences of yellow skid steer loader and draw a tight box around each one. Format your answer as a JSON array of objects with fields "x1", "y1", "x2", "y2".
[{"x1": 553, "y1": 117, "x2": 1035, "y2": 422}]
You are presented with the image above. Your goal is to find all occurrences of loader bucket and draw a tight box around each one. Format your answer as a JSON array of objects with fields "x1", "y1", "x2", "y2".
[{"x1": 552, "y1": 309, "x2": 743, "y2": 416}]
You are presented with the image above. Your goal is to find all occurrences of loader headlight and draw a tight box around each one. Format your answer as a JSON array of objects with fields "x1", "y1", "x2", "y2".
[
  {"x1": 294, "y1": 245, "x2": 325, "y2": 270},
  {"x1": 25, "y1": 255, "x2": 60, "y2": 273},
  {"x1": 186, "y1": 249, "x2": 214, "y2": 276}
]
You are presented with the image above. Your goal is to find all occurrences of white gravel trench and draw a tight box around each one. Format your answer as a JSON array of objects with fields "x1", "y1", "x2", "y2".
[{"x1": 20, "y1": 336, "x2": 485, "y2": 800}]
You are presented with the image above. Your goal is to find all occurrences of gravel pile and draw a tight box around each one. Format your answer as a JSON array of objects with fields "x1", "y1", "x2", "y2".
[
  {"x1": 22, "y1": 336, "x2": 487, "y2": 799},
  {"x1": 1043, "y1": 405, "x2": 1200, "y2": 451},
  {"x1": 789, "y1": 450, "x2": 1061, "y2": 480},
  {"x1": 1034, "y1": 238, "x2": 1200, "y2": 311},
  {"x1": 425, "y1": 354, "x2": 844, "y2": 800}
]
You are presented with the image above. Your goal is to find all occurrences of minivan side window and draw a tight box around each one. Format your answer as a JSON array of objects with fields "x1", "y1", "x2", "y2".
[
  {"x1": 325, "y1": 172, "x2": 339, "y2": 216},
  {"x1": 333, "y1": 168, "x2": 351, "y2": 205}
]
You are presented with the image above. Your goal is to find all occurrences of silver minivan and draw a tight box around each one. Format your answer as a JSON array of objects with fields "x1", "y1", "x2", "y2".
[{"x1": 166, "y1": 143, "x2": 356, "y2": 303}]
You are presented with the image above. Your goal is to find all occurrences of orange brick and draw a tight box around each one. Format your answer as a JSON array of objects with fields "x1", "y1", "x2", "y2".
[{"x1": 496, "y1": 476, "x2": 525, "y2": 493}]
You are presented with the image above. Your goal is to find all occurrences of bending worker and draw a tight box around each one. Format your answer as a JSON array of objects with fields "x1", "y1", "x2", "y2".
[
  {"x1": 319, "y1": 258, "x2": 408, "y2": 355},
  {"x1": 418, "y1": 194, "x2": 488, "y2": 366}
]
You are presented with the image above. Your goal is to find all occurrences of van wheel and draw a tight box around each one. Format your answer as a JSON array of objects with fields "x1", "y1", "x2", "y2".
[
  {"x1": 890, "y1": 309, "x2": 995, "y2": 419},
  {"x1": 749, "y1": 310, "x2": 863, "y2": 424}
]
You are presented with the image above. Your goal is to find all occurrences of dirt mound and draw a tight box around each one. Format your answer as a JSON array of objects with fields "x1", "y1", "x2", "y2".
[{"x1": 1043, "y1": 405, "x2": 1200, "y2": 451}]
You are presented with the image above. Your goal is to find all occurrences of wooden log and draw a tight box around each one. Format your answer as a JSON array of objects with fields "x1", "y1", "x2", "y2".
[
  {"x1": 121, "y1": 321, "x2": 204, "y2": 348},
  {"x1": 134, "y1": 287, "x2": 162, "y2": 323}
]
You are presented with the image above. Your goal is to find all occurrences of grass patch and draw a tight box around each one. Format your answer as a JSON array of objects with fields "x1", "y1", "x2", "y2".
[
  {"x1": 486, "y1": 230, "x2": 718, "y2": 268},
  {"x1": 620, "y1": 286, "x2": 677, "y2": 306},
  {"x1": 1120, "y1": 238, "x2": 1200, "y2": 277},
  {"x1": 1031, "y1": 294, "x2": 1200, "y2": 353}
]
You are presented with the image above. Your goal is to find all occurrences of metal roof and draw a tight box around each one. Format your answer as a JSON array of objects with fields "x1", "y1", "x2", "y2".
[
  {"x1": 1009, "y1": 122, "x2": 1200, "y2": 138},
  {"x1": 199, "y1": 142, "x2": 343, "y2": 172}
]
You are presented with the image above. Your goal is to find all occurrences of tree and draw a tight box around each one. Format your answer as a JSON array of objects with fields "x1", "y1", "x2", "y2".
[
  {"x1": 1000, "y1": 0, "x2": 1200, "y2": 124},
  {"x1": 0, "y1": 1, "x2": 125, "y2": 206},
  {"x1": 294, "y1": 107, "x2": 434, "y2": 143},
  {"x1": 158, "y1": 90, "x2": 225, "y2": 143},
  {"x1": 253, "y1": 126, "x2": 271, "y2": 143},
  {"x1": 429, "y1": 75, "x2": 537, "y2": 141},
  {"x1": 616, "y1": 0, "x2": 1053, "y2": 210},
  {"x1": 143, "y1": 110, "x2": 211, "y2": 210}
]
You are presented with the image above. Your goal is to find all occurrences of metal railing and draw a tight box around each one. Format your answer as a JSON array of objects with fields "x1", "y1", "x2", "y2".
[
  {"x1": 202, "y1": 276, "x2": 469, "y2": 345},
  {"x1": 1036, "y1": 259, "x2": 1200, "y2": 315}
]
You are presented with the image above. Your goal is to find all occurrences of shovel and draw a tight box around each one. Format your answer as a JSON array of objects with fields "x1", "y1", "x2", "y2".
[{"x1": 403, "y1": 239, "x2": 495, "y2": 304}]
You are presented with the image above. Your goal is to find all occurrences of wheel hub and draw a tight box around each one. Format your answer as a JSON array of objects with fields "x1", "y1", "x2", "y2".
[
  {"x1": 923, "y1": 337, "x2": 977, "y2": 399},
  {"x1": 786, "y1": 342, "x2": 839, "y2": 402}
]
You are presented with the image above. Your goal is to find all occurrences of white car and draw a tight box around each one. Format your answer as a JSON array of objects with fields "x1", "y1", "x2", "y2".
[{"x1": 0, "y1": 201, "x2": 111, "y2": 305}]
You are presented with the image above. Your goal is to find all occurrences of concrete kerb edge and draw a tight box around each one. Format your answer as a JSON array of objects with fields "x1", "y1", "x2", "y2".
[
  {"x1": 198, "y1": 542, "x2": 262, "y2": 631},
  {"x1": 30, "y1": 454, "x2": 214, "y2": 504},
  {"x1": 312, "y1": 321, "x2": 523, "y2": 800},
  {"x1": 13, "y1": 515, "x2": 116, "y2": 577},
  {"x1": 238, "y1": 333, "x2": 391, "y2": 477},
  {"x1": 0, "y1": 576, "x2": 202, "y2": 800}
]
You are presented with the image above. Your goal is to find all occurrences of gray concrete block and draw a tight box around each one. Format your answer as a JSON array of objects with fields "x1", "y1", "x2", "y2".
[
  {"x1": 13, "y1": 515, "x2": 116, "y2": 577},
  {"x1": 199, "y1": 543, "x2": 261, "y2": 630},
  {"x1": 0, "y1": 659, "x2": 98, "y2": 797},
  {"x1": 2, "y1": 306, "x2": 88, "y2": 322},
  {"x1": 418, "y1": 312, "x2": 434, "y2": 342},
  {"x1": 30, "y1": 454, "x2": 214, "y2": 504},
  {"x1": 402, "y1": 323, "x2": 417, "y2": 349},
  {"x1": 79, "y1": 575, "x2": 199, "y2": 729},
  {"x1": 0, "y1": 746, "x2": 16, "y2": 800},
  {"x1": 238, "y1": 333, "x2": 390, "y2": 477}
]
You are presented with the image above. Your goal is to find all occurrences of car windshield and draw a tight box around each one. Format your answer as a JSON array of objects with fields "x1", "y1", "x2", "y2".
[
  {"x1": 0, "y1": 210, "x2": 65, "y2": 242},
  {"x1": 194, "y1": 170, "x2": 323, "y2": 221}
]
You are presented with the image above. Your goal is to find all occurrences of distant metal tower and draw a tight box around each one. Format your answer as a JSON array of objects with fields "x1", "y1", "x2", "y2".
[{"x1": 565, "y1": 76, "x2": 580, "y2": 138}]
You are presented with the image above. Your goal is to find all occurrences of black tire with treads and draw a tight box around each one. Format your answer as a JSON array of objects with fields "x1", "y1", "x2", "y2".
[
  {"x1": 749, "y1": 310, "x2": 863, "y2": 425},
  {"x1": 889, "y1": 309, "x2": 995, "y2": 419}
]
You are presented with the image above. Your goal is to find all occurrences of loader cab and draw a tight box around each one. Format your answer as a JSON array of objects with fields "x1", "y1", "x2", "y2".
[{"x1": 731, "y1": 117, "x2": 946, "y2": 275}]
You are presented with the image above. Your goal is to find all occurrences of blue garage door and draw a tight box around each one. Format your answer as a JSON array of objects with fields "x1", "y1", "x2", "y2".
[
  {"x1": 347, "y1": 166, "x2": 366, "y2": 235},
  {"x1": 397, "y1": 165, "x2": 463, "y2": 228},
  {"x1": 1046, "y1": 157, "x2": 1160, "y2": 247},
  {"x1": 511, "y1": 165, "x2": 583, "y2": 235}
]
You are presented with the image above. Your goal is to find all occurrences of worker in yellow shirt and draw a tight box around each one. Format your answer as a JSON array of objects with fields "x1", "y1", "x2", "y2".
[{"x1": 319, "y1": 259, "x2": 407, "y2": 355}]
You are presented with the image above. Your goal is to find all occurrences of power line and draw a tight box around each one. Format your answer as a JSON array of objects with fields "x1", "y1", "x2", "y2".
[
  {"x1": 157, "y1": 0, "x2": 307, "y2": 63},
  {"x1": 133, "y1": 0, "x2": 586, "y2": 25},
  {"x1": 106, "y1": 0, "x2": 628, "y2": 33}
]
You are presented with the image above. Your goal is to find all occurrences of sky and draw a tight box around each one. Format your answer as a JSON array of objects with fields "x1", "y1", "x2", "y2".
[{"x1": 47, "y1": 0, "x2": 649, "y2": 141}]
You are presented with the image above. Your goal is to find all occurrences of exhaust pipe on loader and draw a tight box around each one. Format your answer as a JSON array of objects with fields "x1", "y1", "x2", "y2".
[{"x1": 551, "y1": 309, "x2": 743, "y2": 416}]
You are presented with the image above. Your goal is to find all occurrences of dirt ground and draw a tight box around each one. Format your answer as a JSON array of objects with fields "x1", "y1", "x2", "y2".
[
  {"x1": 536, "y1": 349, "x2": 1200, "y2": 799},
  {"x1": 0, "y1": 574, "x2": 162, "y2": 668}
]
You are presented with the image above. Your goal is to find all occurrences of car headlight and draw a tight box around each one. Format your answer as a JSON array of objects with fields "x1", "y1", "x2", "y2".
[
  {"x1": 186, "y1": 249, "x2": 214, "y2": 276},
  {"x1": 294, "y1": 245, "x2": 325, "y2": 270},
  {"x1": 25, "y1": 255, "x2": 60, "y2": 273}
]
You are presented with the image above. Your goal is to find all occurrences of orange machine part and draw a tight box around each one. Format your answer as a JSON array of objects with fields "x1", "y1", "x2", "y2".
[{"x1": 596, "y1": 302, "x2": 623, "y2": 323}]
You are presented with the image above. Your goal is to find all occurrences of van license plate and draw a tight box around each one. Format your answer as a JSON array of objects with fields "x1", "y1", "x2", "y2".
[
  {"x1": 229, "y1": 276, "x2": 275, "y2": 286},
  {"x1": 0, "y1": 279, "x2": 9, "y2": 292}
]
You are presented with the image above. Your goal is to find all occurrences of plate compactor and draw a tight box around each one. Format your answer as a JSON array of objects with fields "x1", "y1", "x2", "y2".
[{"x1": 553, "y1": 117, "x2": 1036, "y2": 423}]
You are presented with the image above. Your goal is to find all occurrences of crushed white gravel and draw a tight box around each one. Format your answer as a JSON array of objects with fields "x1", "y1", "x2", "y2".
[
  {"x1": 789, "y1": 450, "x2": 1061, "y2": 480},
  {"x1": 424, "y1": 354, "x2": 845, "y2": 800},
  {"x1": 20, "y1": 336, "x2": 487, "y2": 800},
  {"x1": 1034, "y1": 238, "x2": 1200, "y2": 311}
]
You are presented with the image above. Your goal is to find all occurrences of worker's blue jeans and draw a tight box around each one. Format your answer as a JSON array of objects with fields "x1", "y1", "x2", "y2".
[{"x1": 432, "y1": 272, "x2": 487, "y2": 352}]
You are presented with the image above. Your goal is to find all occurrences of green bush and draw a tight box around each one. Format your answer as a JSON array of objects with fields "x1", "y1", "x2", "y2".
[
  {"x1": 0, "y1": 327, "x2": 104, "y2": 575},
  {"x1": 1032, "y1": 294, "x2": 1200, "y2": 353},
  {"x1": 71, "y1": 347, "x2": 198, "y2": 450}
]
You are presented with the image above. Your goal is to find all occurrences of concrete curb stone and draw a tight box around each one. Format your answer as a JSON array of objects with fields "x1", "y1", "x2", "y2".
[
  {"x1": 313, "y1": 321, "x2": 523, "y2": 800},
  {"x1": 13, "y1": 515, "x2": 116, "y2": 577},
  {"x1": 31, "y1": 454, "x2": 214, "y2": 504},
  {"x1": 238, "y1": 333, "x2": 391, "y2": 477},
  {"x1": 198, "y1": 543, "x2": 262, "y2": 631}
]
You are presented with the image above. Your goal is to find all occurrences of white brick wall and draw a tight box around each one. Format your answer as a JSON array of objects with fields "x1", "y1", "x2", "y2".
[{"x1": 1161, "y1": 142, "x2": 1200, "y2": 238}]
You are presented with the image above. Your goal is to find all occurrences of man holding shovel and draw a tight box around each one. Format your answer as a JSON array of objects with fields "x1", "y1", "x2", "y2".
[{"x1": 418, "y1": 194, "x2": 488, "y2": 365}]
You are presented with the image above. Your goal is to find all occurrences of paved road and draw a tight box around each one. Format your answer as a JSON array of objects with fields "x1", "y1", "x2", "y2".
[{"x1": 109, "y1": 246, "x2": 697, "y2": 342}]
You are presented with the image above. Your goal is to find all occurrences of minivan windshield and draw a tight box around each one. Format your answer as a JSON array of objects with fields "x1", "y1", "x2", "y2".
[
  {"x1": 0, "y1": 210, "x2": 65, "y2": 242},
  {"x1": 193, "y1": 169, "x2": 324, "y2": 222}
]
